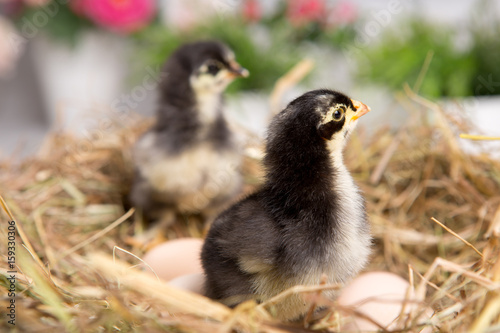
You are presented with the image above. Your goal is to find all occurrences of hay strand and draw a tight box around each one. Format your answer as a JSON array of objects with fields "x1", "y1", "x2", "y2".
[
  {"x1": 1, "y1": 91, "x2": 499, "y2": 331},
  {"x1": 460, "y1": 134, "x2": 500, "y2": 141},
  {"x1": 430, "y1": 217, "x2": 484, "y2": 259},
  {"x1": 58, "y1": 208, "x2": 135, "y2": 261},
  {"x1": 1, "y1": 195, "x2": 47, "y2": 273},
  {"x1": 269, "y1": 59, "x2": 315, "y2": 116}
]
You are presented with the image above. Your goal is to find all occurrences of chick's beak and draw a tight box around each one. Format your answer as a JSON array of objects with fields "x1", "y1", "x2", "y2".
[
  {"x1": 350, "y1": 99, "x2": 371, "y2": 122},
  {"x1": 228, "y1": 60, "x2": 249, "y2": 78}
]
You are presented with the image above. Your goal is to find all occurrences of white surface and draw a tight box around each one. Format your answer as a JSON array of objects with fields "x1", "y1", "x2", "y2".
[
  {"x1": 0, "y1": 124, "x2": 48, "y2": 159},
  {"x1": 442, "y1": 96, "x2": 500, "y2": 158},
  {"x1": 0, "y1": 40, "x2": 47, "y2": 159},
  {"x1": 32, "y1": 32, "x2": 130, "y2": 134}
]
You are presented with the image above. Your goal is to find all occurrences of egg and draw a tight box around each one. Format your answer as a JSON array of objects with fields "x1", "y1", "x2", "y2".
[
  {"x1": 338, "y1": 271, "x2": 433, "y2": 332},
  {"x1": 143, "y1": 240, "x2": 433, "y2": 329},
  {"x1": 169, "y1": 273, "x2": 205, "y2": 294},
  {"x1": 142, "y1": 238, "x2": 204, "y2": 281}
]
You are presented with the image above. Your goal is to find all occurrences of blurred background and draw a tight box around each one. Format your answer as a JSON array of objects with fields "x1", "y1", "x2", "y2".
[{"x1": 1, "y1": 0, "x2": 499, "y2": 158}]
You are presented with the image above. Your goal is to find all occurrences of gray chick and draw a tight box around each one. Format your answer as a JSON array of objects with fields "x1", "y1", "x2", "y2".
[
  {"x1": 201, "y1": 89, "x2": 372, "y2": 321},
  {"x1": 130, "y1": 41, "x2": 249, "y2": 223}
]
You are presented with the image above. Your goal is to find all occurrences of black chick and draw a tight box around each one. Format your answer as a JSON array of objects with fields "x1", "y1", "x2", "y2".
[
  {"x1": 130, "y1": 41, "x2": 248, "y2": 222},
  {"x1": 201, "y1": 89, "x2": 372, "y2": 321}
]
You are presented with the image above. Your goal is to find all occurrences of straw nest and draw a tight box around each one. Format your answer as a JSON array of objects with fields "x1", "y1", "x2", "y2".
[{"x1": 1, "y1": 91, "x2": 500, "y2": 333}]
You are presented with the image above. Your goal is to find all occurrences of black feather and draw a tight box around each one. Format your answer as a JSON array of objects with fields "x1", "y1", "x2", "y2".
[
  {"x1": 152, "y1": 41, "x2": 233, "y2": 154},
  {"x1": 202, "y1": 89, "x2": 370, "y2": 315},
  {"x1": 129, "y1": 41, "x2": 242, "y2": 220}
]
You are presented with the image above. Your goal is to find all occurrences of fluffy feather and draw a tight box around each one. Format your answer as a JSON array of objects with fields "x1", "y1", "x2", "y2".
[
  {"x1": 201, "y1": 89, "x2": 372, "y2": 320},
  {"x1": 130, "y1": 41, "x2": 245, "y2": 221}
]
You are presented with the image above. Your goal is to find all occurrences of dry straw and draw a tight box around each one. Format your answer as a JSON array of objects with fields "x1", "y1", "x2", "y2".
[{"x1": 1, "y1": 88, "x2": 500, "y2": 332}]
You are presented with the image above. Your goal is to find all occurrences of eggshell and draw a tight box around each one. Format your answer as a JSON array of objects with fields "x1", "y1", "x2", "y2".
[
  {"x1": 338, "y1": 271, "x2": 433, "y2": 331},
  {"x1": 142, "y1": 238, "x2": 204, "y2": 281},
  {"x1": 144, "y1": 246, "x2": 433, "y2": 330},
  {"x1": 169, "y1": 273, "x2": 205, "y2": 294}
]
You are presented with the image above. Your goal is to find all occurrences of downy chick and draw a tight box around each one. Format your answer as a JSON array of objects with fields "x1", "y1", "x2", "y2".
[
  {"x1": 130, "y1": 41, "x2": 248, "y2": 223},
  {"x1": 201, "y1": 89, "x2": 372, "y2": 321}
]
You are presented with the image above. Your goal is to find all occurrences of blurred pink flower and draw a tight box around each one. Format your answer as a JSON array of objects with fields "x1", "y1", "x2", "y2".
[
  {"x1": 1, "y1": 0, "x2": 24, "y2": 16},
  {"x1": 328, "y1": 1, "x2": 357, "y2": 27},
  {"x1": 243, "y1": 0, "x2": 261, "y2": 22},
  {"x1": 287, "y1": 0, "x2": 326, "y2": 27},
  {"x1": 72, "y1": 0, "x2": 157, "y2": 33}
]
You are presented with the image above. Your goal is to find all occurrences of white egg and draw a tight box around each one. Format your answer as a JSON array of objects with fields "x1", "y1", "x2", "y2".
[
  {"x1": 142, "y1": 238, "x2": 204, "y2": 281},
  {"x1": 143, "y1": 241, "x2": 433, "y2": 330},
  {"x1": 169, "y1": 273, "x2": 205, "y2": 294},
  {"x1": 338, "y1": 271, "x2": 433, "y2": 332}
]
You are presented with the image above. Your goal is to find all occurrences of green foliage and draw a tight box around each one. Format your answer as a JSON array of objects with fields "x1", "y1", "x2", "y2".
[
  {"x1": 133, "y1": 17, "x2": 303, "y2": 93},
  {"x1": 357, "y1": 20, "x2": 472, "y2": 97},
  {"x1": 469, "y1": 16, "x2": 500, "y2": 96},
  {"x1": 357, "y1": 16, "x2": 500, "y2": 98},
  {"x1": 132, "y1": 10, "x2": 358, "y2": 94},
  {"x1": 259, "y1": 2, "x2": 357, "y2": 48},
  {"x1": 197, "y1": 18, "x2": 302, "y2": 93},
  {"x1": 14, "y1": 1, "x2": 359, "y2": 94},
  {"x1": 18, "y1": 4, "x2": 92, "y2": 47}
]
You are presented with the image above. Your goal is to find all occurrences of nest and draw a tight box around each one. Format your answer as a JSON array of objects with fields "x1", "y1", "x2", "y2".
[{"x1": 1, "y1": 92, "x2": 500, "y2": 333}]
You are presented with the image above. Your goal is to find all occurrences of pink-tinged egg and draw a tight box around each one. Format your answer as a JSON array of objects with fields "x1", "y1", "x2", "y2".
[
  {"x1": 338, "y1": 271, "x2": 433, "y2": 331},
  {"x1": 142, "y1": 238, "x2": 204, "y2": 281},
  {"x1": 169, "y1": 273, "x2": 205, "y2": 294}
]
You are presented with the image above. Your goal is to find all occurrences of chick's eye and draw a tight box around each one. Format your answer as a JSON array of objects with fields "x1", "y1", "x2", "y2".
[
  {"x1": 332, "y1": 107, "x2": 345, "y2": 121},
  {"x1": 207, "y1": 64, "x2": 220, "y2": 75}
]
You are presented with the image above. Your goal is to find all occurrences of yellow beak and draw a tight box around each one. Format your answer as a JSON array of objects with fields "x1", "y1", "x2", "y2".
[
  {"x1": 228, "y1": 60, "x2": 249, "y2": 78},
  {"x1": 350, "y1": 99, "x2": 371, "y2": 121}
]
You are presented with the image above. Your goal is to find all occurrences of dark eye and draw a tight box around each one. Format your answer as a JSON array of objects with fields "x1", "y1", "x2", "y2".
[
  {"x1": 332, "y1": 107, "x2": 345, "y2": 121},
  {"x1": 207, "y1": 64, "x2": 220, "y2": 75}
]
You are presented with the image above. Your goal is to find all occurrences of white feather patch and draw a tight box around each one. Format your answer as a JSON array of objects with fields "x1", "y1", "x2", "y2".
[{"x1": 134, "y1": 132, "x2": 242, "y2": 212}]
